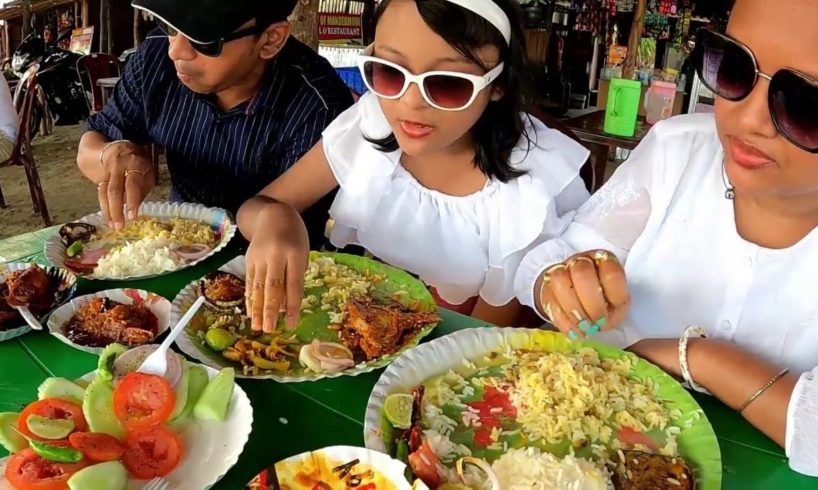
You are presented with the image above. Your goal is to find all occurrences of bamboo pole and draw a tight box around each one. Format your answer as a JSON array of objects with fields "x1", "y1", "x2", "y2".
[
  {"x1": 622, "y1": 0, "x2": 647, "y2": 80},
  {"x1": 21, "y1": 0, "x2": 31, "y2": 37}
]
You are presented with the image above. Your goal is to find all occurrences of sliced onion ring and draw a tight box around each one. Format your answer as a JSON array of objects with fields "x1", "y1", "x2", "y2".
[
  {"x1": 173, "y1": 243, "x2": 212, "y2": 261},
  {"x1": 112, "y1": 344, "x2": 183, "y2": 387},
  {"x1": 457, "y1": 457, "x2": 500, "y2": 490},
  {"x1": 299, "y1": 340, "x2": 355, "y2": 373}
]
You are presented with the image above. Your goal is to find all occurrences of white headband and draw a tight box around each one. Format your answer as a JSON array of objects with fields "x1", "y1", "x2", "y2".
[{"x1": 444, "y1": 0, "x2": 512, "y2": 44}]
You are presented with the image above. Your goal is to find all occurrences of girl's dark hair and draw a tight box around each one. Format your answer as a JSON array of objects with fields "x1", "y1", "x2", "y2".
[{"x1": 367, "y1": 0, "x2": 532, "y2": 183}]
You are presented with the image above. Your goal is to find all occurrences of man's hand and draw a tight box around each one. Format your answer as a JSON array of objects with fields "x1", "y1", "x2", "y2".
[{"x1": 98, "y1": 142, "x2": 154, "y2": 229}]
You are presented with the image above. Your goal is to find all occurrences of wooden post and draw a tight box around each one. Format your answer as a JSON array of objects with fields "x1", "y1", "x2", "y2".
[
  {"x1": 622, "y1": 0, "x2": 647, "y2": 80},
  {"x1": 3, "y1": 21, "x2": 10, "y2": 60},
  {"x1": 21, "y1": 0, "x2": 32, "y2": 38},
  {"x1": 290, "y1": 0, "x2": 319, "y2": 51},
  {"x1": 81, "y1": 0, "x2": 89, "y2": 27}
]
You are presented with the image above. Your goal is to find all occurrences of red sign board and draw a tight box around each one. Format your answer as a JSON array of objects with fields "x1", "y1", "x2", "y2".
[{"x1": 318, "y1": 13, "x2": 362, "y2": 42}]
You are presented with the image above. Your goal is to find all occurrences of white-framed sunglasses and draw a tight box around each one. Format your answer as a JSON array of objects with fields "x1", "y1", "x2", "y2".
[{"x1": 357, "y1": 49, "x2": 504, "y2": 111}]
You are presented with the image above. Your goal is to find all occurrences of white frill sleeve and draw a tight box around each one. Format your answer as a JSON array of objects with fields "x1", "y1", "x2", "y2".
[
  {"x1": 514, "y1": 128, "x2": 662, "y2": 312},
  {"x1": 786, "y1": 369, "x2": 818, "y2": 476}
]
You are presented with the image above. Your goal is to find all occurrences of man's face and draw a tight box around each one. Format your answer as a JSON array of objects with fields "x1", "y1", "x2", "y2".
[{"x1": 167, "y1": 21, "x2": 265, "y2": 94}]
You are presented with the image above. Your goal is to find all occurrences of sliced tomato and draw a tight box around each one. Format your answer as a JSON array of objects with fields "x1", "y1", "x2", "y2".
[
  {"x1": 68, "y1": 432, "x2": 126, "y2": 462},
  {"x1": 5, "y1": 448, "x2": 88, "y2": 490},
  {"x1": 113, "y1": 372, "x2": 176, "y2": 430},
  {"x1": 616, "y1": 426, "x2": 659, "y2": 451},
  {"x1": 122, "y1": 426, "x2": 183, "y2": 480},
  {"x1": 408, "y1": 440, "x2": 441, "y2": 488},
  {"x1": 17, "y1": 399, "x2": 88, "y2": 441}
]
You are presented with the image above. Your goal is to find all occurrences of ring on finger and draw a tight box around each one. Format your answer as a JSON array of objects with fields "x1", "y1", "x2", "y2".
[
  {"x1": 266, "y1": 278, "x2": 284, "y2": 288},
  {"x1": 124, "y1": 168, "x2": 146, "y2": 178},
  {"x1": 96, "y1": 180, "x2": 109, "y2": 190}
]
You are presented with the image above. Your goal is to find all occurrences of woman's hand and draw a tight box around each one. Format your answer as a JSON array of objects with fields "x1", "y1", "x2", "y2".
[
  {"x1": 244, "y1": 203, "x2": 310, "y2": 333},
  {"x1": 534, "y1": 250, "x2": 630, "y2": 339}
]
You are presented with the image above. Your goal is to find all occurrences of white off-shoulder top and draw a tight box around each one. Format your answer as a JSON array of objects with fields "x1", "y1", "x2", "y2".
[{"x1": 323, "y1": 92, "x2": 590, "y2": 307}]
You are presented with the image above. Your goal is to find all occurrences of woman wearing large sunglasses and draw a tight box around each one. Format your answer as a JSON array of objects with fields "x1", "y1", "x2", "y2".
[
  {"x1": 516, "y1": 0, "x2": 818, "y2": 475},
  {"x1": 237, "y1": 0, "x2": 590, "y2": 332}
]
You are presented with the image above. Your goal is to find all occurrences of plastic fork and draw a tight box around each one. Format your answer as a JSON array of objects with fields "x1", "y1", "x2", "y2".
[
  {"x1": 144, "y1": 477, "x2": 169, "y2": 490},
  {"x1": 138, "y1": 295, "x2": 206, "y2": 377}
]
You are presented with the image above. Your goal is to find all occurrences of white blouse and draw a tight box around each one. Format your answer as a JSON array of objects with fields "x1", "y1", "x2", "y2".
[
  {"x1": 514, "y1": 113, "x2": 818, "y2": 476},
  {"x1": 323, "y1": 92, "x2": 590, "y2": 307}
]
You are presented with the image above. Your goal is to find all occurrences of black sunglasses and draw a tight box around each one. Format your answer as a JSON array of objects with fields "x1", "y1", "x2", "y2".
[
  {"x1": 694, "y1": 28, "x2": 818, "y2": 153},
  {"x1": 156, "y1": 19, "x2": 261, "y2": 57}
]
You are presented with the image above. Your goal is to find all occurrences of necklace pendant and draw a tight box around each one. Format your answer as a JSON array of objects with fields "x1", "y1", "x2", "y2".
[{"x1": 725, "y1": 187, "x2": 735, "y2": 200}]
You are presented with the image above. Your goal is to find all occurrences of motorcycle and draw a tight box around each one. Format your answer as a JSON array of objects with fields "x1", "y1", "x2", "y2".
[{"x1": 11, "y1": 29, "x2": 89, "y2": 135}]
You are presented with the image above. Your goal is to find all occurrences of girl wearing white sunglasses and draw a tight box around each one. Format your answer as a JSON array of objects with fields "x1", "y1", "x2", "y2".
[{"x1": 237, "y1": 0, "x2": 590, "y2": 332}]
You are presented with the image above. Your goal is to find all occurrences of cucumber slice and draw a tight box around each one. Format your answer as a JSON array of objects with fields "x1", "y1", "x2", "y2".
[
  {"x1": 68, "y1": 461, "x2": 128, "y2": 490},
  {"x1": 29, "y1": 440, "x2": 83, "y2": 463},
  {"x1": 170, "y1": 364, "x2": 209, "y2": 426},
  {"x1": 82, "y1": 379, "x2": 124, "y2": 439},
  {"x1": 169, "y1": 361, "x2": 190, "y2": 421},
  {"x1": 26, "y1": 415, "x2": 75, "y2": 440},
  {"x1": 97, "y1": 343, "x2": 127, "y2": 382},
  {"x1": 0, "y1": 413, "x2": 28, "y2": 452},
  {"x1": 193, "y1": 368, "x2": 235, "y2": 421},
  {"x1": 37, "y1": 378, "x2": 86, "y2": 405}
]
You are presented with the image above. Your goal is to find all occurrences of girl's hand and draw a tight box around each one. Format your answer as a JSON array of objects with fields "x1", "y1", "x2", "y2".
[
  {"x1": 244, "y1": 204, "x2": 310, "y2": 333},
  {"x1": 535, "y1": 250, "x2": 630, "y2": 339}
]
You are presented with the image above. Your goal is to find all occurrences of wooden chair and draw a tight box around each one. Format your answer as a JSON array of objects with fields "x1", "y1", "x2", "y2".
[
  {"x1": 0, "y1": 65, "x2": 51, "y2": 226},
  {"x1": 75, "y1": 53, "x2": 121, "y2": 114}
]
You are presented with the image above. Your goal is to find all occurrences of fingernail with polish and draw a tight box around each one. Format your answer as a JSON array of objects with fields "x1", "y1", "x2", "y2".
[
  {"x1": 568, "y1": 331, "x2": 579, "y2": 341},
  {"x1": 588, "y1": 325, "x2": 601, "y2": 336},
  {"x1": 595, "y1": 317, "x2": 608, "y2": 328},
  {"x1": 578, "y1": 320, "x2": 592, "y2": 332}
]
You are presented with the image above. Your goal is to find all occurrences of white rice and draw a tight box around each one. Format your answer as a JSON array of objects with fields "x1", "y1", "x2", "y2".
[
  {"x1": 94, "y1": 236, "x2": 181, "y2": 278},
  {"x1": 490, "y1": 448, "x2": 613, "y2": 490}
]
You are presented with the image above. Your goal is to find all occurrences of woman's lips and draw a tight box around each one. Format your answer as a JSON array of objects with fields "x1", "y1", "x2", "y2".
[
  {"x1": 728, "y1": 137, "x2": 776, "y2": 170},
  {"x1": 399, "y1": 120, "x2": 434, "y2": 139}
]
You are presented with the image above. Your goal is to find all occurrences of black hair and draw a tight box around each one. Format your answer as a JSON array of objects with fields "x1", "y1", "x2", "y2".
[{"x1": 367, "y1": 0, "x2": 533, "y2": 183}]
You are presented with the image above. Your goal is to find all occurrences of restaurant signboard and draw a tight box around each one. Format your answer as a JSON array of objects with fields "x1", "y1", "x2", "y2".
[{"x1": 318, "y1": 13, "x2": 362, "y2": 43}]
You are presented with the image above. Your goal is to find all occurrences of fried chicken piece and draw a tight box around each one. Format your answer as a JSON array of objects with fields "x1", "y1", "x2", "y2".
[
  {"x1": 65, "y1": 297, "x2": 158, "y2": 347},
  {"x1": 344, "y1": 298, "x2": 440, "y2": 360},
  {"x1": 6, "y1": 266, "x2": 53, "y2": 309},
  {"x1": 611, "y1": 451, "x2": 694, "y2": 490}
]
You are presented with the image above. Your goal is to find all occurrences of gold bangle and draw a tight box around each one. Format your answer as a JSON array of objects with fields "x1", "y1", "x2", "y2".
[
  {"x1": 737, "y1": 368, "x2": 790, "y2": 414},
  {"x1": 99, "y1": 140, "x2": 129, "y2": 169}
]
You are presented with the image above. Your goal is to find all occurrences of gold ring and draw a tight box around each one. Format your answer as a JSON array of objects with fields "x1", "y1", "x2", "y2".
[
  {"x1": 96, "y1": 180, "x2": 108, "y2": 189},
  {"x1": 125, "y1": 169, "x2": 146, "y2": 178}
]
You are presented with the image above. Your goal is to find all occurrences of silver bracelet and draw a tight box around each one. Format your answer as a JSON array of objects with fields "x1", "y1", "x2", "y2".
[
  {"x1": 99, "y1": 139, "x2": 130, "y2": 169},
  {"x1": 679, "y1": 325, "x2": 710, "y2": 394}
]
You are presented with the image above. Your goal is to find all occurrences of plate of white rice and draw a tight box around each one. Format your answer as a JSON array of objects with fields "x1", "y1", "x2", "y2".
[{"x1": 44, "y1": 201, "x2": 236, "y2": 281}]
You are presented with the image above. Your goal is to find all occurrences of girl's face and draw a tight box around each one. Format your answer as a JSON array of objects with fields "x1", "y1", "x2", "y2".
[
  {"x1": 373, "y1": 0, "x2": 502, "y2": 157},
  {"x1": 717, "y1": 0, "x2": 818, "y2": 200}
]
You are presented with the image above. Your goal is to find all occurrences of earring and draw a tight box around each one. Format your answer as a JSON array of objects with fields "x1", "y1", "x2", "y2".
[{"x1": 721, "y1": 157, "x2": 735, "y2": 200}]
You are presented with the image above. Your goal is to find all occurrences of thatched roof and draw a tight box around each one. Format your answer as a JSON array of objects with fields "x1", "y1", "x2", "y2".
[{"x1": 0, "y1": 0, "x2": 77, "y2": 22}]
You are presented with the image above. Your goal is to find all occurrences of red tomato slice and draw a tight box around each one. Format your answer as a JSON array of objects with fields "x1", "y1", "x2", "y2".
[
  {"x1": 616, "y1": 426, "x2": 659, "y2": 451},
  {"x1": 122, "y1": 426, "x2": 183, "y2": 480},
  {"x1": 5, "y1": 448, "x2": 88, "y2": 490},
  {"x1": 17, "y1": 399, "x2": 88, "y2": 441},
  {"x1": 113, "y1": 372, "x2": 176, "y2": 430},
  {"x1": 68, "y1": 432, "x2": 126, "y2": 462},
  {"x1": 408, "y1": 440, "x2": 441, "y2": 488}
]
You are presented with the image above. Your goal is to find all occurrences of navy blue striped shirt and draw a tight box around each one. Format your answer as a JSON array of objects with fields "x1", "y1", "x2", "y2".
[{"x1": 88, "y1": 35, "x2": 353, "y2": 218}]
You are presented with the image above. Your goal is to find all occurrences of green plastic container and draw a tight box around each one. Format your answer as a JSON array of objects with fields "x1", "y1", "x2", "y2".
[{"x1": 604, "y1": 78, "x2": 642, "y2": 137}]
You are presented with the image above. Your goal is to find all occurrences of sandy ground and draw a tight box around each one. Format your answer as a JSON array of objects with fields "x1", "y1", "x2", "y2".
[{"x1": 0, "y1": 125, "x2": 171, "y2": 240}]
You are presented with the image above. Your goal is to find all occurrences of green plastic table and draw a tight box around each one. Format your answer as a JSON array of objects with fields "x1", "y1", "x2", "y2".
[{"x1": 0, "y1": 228, "x2": 816, "y2": 489}]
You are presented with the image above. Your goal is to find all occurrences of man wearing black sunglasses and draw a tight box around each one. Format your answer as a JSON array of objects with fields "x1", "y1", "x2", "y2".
[{"x1": 76, "y1": 0, "x2": 353, "y2": 248}]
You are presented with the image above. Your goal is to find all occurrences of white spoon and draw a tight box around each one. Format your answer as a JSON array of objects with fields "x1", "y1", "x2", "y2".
[
  {"x1": 14, "y1": 305, "x2": 44, "y2": 331},
  {"x1": 138, "y1": 295, "x2": 205, "y2": 377}
]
